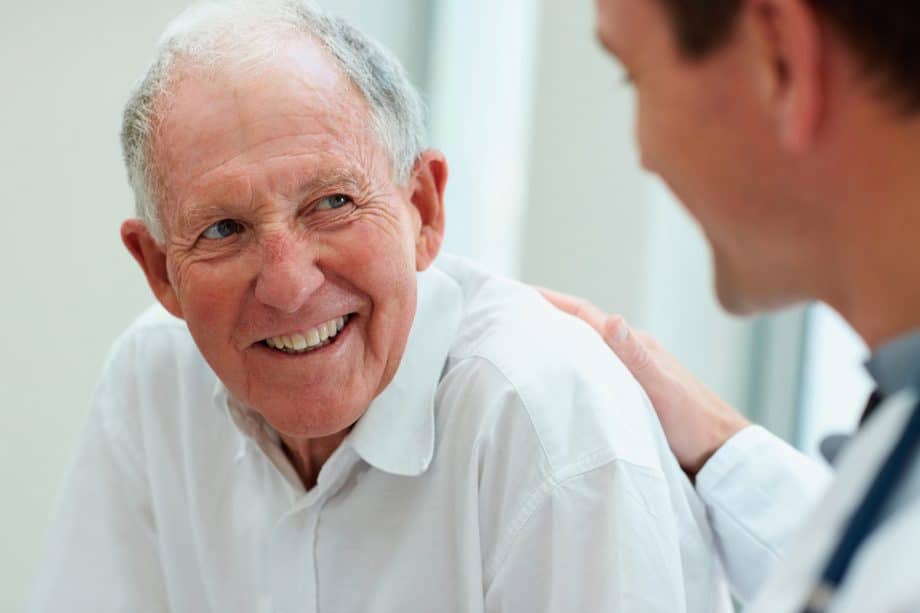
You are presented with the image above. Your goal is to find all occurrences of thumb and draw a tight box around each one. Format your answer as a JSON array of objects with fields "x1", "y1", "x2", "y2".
[{"x1": 601, "y1": 316, "x2": 655, "y2": 382}]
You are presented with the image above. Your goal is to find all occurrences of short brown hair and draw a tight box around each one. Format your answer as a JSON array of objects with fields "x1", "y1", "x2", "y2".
[{"x1": 657, "y1": 0, "x2": 920, "y2": 112}]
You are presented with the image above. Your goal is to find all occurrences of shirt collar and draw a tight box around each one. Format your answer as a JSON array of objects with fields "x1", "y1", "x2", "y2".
[
  {"x1": 212, "y1": 264, "x2": 463, "y2": 479},
  {"x1": 865, "y1": 329, "x2": 920, "y2": 397},
  {"x1": 347, "y1": 264, "x2": 463, "y2": 476}
]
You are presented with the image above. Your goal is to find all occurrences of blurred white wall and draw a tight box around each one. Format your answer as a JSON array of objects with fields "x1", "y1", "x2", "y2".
[
  {"x1": 519, "y1": 0, "x2": 762, "y2": 412},
  {"x1": 1, "y1": 3, "x2": 191, "y2": 608},
  {"x1": 427, "y1": 0, "x2": 541, "y2": 277},
  {"x1": 799, "y1": 304, "x2": 873, "y2": 457},
  {"x1": 521, "y1": 0, "x2": 651, "y2": 325}
]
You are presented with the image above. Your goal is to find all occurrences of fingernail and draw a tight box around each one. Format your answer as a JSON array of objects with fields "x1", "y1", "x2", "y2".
[{"x1": 613, "y1": 319, "x2": 629, "y2": 344}]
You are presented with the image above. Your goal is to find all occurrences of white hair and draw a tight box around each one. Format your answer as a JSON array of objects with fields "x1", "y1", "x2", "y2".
[{"x1": 121, "y1": 0, "x2": 427, "y2": 241}]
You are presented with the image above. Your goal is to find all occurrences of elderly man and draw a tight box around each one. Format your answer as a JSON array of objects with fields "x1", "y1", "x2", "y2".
[{"x1": 27, "y1": 2, "x2": 729, "y2": 612}]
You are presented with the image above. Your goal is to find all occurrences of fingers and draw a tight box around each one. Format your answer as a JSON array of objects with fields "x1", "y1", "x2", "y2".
[
  {"x1": 536, "y1": 287, "x2": 587, "y2": 317},
  {"x1": 536, "y1": 285, "x2": 745, "y2": 477},
  {"x1": 601, "y1": 316, "x2": 654, "y2": 378},
  {"x1": 599, "y1": 314, "x2": 628, "y2": 346},
  {"x1": 537, "y1": 287, "x2": 609, "y2": 336},
  {"x1": 537, "y1": 287, "x2": 655, "y2": 378}
]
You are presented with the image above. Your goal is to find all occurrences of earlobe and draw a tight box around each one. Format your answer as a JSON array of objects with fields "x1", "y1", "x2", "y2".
[
  {"x1": 751, "y1": 0, "x2": 825, "y2": 152},
  {"x1": 120, "y1": 219, "x2": 184, "y2": 319},
  {"x1": 408, "y1": 150, "x2": 448, "y2": 271}
]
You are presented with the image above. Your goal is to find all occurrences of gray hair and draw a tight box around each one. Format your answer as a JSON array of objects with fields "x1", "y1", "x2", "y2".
[{"x1": 121, "y1": 0, "x2": 427, "y2": 242}]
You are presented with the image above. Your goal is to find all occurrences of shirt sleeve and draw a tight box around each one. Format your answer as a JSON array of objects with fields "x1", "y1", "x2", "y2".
[
  {"x1": 695, "y1": 425, "x2": 833, "y2": 603},
  {"x1": 24, "y1": 349, "x2": 169, "y2": 612},
  {"x1": 484, "y1": 461, "x2": 691, "y2": 613}
]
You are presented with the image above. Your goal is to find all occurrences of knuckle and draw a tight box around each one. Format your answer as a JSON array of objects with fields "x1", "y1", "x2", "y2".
[
  {"x1": 602, "y1": 313, "x2": 626, "y2": 340},
  {"x1": 635, "y1": 330, "x2": 660, "y2": 352},
  {"x1": 630, "y1": 343, "x2": 653, "y2": 372},
  {"x1": 606, "y1": 313, "x2": 626, "y2": 330}
]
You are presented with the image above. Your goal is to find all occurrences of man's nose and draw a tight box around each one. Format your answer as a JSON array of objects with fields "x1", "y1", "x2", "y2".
[{"x1": 254, "y1": 234, "x2": 324, "y2": 314}]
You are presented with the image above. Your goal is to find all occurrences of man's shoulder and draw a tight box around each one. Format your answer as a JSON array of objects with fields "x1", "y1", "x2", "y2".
[
  {"x1": 435, "y1": 256, "x2": 665, "y2": 478},
  {"x1": 129, "y1": 302, "x2": 188, "y2": 330},
  {"x1": 95, "y1": 304, "x2": 215, "y2": 429},
  {"x1": 102, "y1": 304, "x2": 208, "y2": 386},
  {"x1": 110, "y1": 303, "x2": 193, "y2": 352}
]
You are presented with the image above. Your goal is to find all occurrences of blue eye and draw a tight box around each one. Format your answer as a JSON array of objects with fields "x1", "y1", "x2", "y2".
[
  {"x1": 201, "y1": 219, "x2": 244, "y2": 240},
  {"x1": 315, "y1": 194, "x2": 353, "y2": 211}
]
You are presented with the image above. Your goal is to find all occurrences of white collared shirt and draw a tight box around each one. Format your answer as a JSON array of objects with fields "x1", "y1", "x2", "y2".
[
  {"x1": 695, "y1": 398, "x2": 920, "y2": 612},
  {"x1": 26, "y1": 255, "x2": 731, "y2": 613},
  {"x1": 695, "y1": 425, "x2": 834, "y2": 602},
  {"x1": 743, "y1": 391, "x2": 920, "y2": 612}
]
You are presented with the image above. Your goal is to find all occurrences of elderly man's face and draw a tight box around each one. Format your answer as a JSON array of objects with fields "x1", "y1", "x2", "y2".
[{"x1": 124, "y1": 38, "x2": 446, "y2": 439}]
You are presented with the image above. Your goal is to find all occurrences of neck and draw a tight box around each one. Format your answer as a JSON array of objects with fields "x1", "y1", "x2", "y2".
[
  {"x1": 819, "y1": 106, "x2": 920, "y2": 350},
  {"x1": 281, "y1": 429, "x2": 351, "y2": 489}
]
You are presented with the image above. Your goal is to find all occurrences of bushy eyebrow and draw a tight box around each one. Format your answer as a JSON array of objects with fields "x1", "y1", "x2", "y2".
[
  {"x1": 297, "y1": 167, "x2": 367, "y2": 198},
  {"x1": 174, "y1": 202, "x2": 240, "y2": 237},
  {"x1": 173, "y1": 166, "x2": 370, "y2": 236}
]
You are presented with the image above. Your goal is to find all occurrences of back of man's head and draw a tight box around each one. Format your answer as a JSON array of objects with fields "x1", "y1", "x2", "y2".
[{"x1": 657, "y1": 1, "x2": 920, "y2": 113}]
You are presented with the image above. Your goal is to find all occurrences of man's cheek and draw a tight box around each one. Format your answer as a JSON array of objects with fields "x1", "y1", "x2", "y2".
[
  {"x1": 345, "y1": 221, "x2": 410, "y2": 272},
  {"x1": 179, "y1": 270, "x2": 244, "y2": 340},
  {"x1": 636, "y1": 125, "x2": 660, "y2": 174},
  {"x1": 634, "y1": 99, "x2": 658, "y2": 173}
]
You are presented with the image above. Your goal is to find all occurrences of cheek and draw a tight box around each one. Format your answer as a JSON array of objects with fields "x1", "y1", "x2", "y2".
[
  {"x1": 171, "y1": 259, "x2": 253, "y2": 341},
  {"x1": 635, "y1": 88, "x2": 679, "y2": 176},
  {"x1": 342, "y1": 219, "x2": 418, "y2": 344},
  {"x1": 634, "y1": 96, "x2": 657, "y2": 172},
  {"x1": 637, "y1": 76, "x2": 727, "y2": 188},
  {"x1": 349, "y1": 222, "x2": 415, "y2": 307},
  {"x1": 345, "y1": 208, "x2": 418, "y2": 274}
]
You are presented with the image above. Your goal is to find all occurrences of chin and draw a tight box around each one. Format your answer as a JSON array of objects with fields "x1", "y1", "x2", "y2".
[
  {"x1": 712, "y1": 251, "x2": 772, "y2": 317},
  {"x1": 713, "y1": 259, "x2": 805, "y2": 317},
  {"x1": 714, "y1": 280, "x2": 762, "y2": 316},
  {"x1": 256, "y1": 395, "x2": 367, "y2": 440}
]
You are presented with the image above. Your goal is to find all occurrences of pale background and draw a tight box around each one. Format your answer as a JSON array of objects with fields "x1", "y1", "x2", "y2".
[{"x1": 0, "y1": 0, "x2": 868, "y2": 608}]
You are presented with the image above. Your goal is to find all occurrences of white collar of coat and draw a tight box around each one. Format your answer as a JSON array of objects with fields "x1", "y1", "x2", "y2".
[{"x1": 213, "y1": 262, "x2": 463, "y2": 479}]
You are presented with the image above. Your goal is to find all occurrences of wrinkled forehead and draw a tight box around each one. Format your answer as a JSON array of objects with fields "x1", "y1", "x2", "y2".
[{"x1": 151, "y1": 36, "x2": 379, "y2": 206}]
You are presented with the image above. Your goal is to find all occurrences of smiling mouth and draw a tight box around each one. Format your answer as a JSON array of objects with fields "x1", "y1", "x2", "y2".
[{"x1": 262, "y1": 314, "x2": 353, "y2": 355}]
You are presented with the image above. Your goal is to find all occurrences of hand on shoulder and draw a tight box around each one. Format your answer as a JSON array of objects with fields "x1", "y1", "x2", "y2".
[{"x1": 539, "y1": 288, "x2": 750, "y2": 477}]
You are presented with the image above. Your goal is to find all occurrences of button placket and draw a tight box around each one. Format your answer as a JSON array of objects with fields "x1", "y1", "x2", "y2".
[{"x1": 267, "y1": 445, "x2": 361, "y2": 613}]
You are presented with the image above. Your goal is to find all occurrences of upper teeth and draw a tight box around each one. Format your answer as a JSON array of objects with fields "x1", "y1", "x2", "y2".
[{"x1": 266, "y1": 316, "x2": 348, "y2": 352}]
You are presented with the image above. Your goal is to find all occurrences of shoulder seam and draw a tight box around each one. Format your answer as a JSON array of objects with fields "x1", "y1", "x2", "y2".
[
  {"x1": 447, "y1": 352, "x2": 639, "y2": 479},
  {"x1": 483, "y1": 460, "x2": 665, "y2": 587},
  {"x1": 447, "y1": 353, "x2": 555, "y2": 473},
  {"x1": 483, "y1": 472, "x2": 556, "y2": 583}
]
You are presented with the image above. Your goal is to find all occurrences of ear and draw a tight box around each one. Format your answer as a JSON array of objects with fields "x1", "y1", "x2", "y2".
[
  {"x1": 121, "y1": 219, "x2": 184, "y2": 319},
  {"x1": 407, "y1": 149, "x2": 448, "y2": 271},
  {"x1": 749, "y1": 0, "x2": 825, "y2": 152}
]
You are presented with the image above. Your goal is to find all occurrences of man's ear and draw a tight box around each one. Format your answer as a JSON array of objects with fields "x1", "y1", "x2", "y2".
[
  {"x1": 407, "y1": 149, "x2": 448, "y2": 272},
  {"x1": 121, "y1": 219, "x2": 184, "y2": 319},
  {"x1": 749, "y1": 0, "x2": 825, "y2": 152}
]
